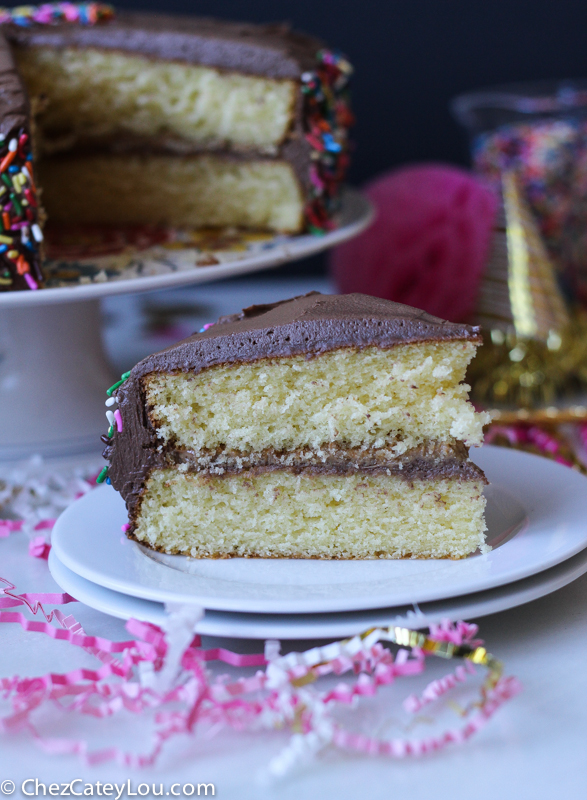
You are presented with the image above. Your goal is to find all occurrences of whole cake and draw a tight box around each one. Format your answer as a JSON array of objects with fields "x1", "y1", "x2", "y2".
[
  {"x1": 0, "y1": 3, "x2": 353, "y2": 291},
  {"x1": 103, "y1": 293, "x2": 490, "y2": 560}
]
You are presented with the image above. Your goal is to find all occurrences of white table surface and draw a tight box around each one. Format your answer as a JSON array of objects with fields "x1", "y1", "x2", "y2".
[{"x1": 2, "y1": 276, "x2": 587, "y2": 798}]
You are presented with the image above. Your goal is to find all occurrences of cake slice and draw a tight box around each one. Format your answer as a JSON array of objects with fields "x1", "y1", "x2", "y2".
[{"x1": 104, "y1": 293, "x2": 490, "y2": 559}]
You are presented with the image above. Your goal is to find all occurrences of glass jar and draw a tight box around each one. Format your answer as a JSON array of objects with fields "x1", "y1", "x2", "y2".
[{"x1": 452, "y1": 80, "x2": 587, "y2": 307}]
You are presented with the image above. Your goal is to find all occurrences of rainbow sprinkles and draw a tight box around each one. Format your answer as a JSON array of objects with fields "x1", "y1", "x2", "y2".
[
  {"x1": 0, "y1": 2, "x2": 113, "y2": 25},
  {"x1": 0, "y1": 131, "x2": 43, "y2": 290},
  {"x1": 96, "y1": 368, "x2": 130, "y2": 485},
  {"x1": 302, "y1": 50, "x2": 353, "y2": 233}
]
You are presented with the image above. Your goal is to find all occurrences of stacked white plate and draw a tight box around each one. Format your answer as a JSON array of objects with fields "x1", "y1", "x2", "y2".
[{"x1": 50, "y1": 446, "x2": 587, "y2": 639}]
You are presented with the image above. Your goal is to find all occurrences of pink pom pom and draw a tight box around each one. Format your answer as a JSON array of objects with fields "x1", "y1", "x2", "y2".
[{"x1": 331, "y1": 164, "x2": 497, "y2": 322}]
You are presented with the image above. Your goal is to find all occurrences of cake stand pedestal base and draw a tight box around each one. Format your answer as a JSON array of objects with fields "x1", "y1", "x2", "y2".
[{"x1": 0, "y1": 300, "x2": 116, "y2": 460}]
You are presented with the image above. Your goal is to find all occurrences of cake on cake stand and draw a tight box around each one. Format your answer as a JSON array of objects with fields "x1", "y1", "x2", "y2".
[{"x1": 0, "y1": 190, "x2": 373, "y2": 461}]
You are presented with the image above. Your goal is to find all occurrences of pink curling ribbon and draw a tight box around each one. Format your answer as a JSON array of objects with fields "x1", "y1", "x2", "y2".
[
  {"x1": 0, "y1": 569, "x2": 521, "y2": 778},
  {"x1": 485, "y1": 424, "x2": 582, "y2": 469},
  {"x1": 28, "y1": 535, "x2": 51, "y2": 559},
  {"x1": 0, "y1": 520, "x2": 21, "y2": 537},
  {"x1": 1, "y1": 519, "x2": 56, "y2": 557}
]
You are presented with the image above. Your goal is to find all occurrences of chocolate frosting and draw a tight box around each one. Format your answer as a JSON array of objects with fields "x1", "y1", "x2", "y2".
[
  {"x1": 141, "y1": 440, "x2": 486, "y2": 481},
  {"x1": 0, "y1": 33, "x2": 28, "y2": 141},
  {"x1": 130, "y1": 292, "x2": 480, "y2": 377},
  {"x1": 5, "y1": 11, "x2": 323, "y2": 79},
  {"x1": 106, "y1": 292, "x2": 482, "y2": 515}
]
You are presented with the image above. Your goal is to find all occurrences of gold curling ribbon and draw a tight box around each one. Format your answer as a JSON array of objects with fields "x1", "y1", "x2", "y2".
[
  {"x1": 375, "y1": 627, "x2": 501, "y2": 687},
  {"x1": 469, "y1": 172, "x2": 587, "y2": 412},
  {"x1": 372, "y1": 626, "x2": 505, "y2": 704},
  {"x1": 290, "y1": 625, "x2": 507, "y2": 735},
  {"x1": 292, "y1": 625, "x2": 503, "y2": 694}
]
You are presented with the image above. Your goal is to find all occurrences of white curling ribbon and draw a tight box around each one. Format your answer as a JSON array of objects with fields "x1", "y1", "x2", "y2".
[
  {"x1": 341, "y1": 635, "x2": 365, "y2": 656},
  {"x1": 263, "y1": 699, "x2": 335, "y2": 783},
  {"x1": 301, "y1": 646, "x2": 323, "y2": 666},
  {"x1": 155, "y1": 602, "x2": 204, "y2": 693},
  {"x1": 321, "y1": 641, "x2": 343, "y2": 661},
  {"x1": 137, "y1": 660, "x2": 156, "y2": 689},
  {"x1": 261, "y1": 650, "x2": 340, "y2": 784},
  {"x1": 2, "y1": 454, "x2": 98, "y2": 542},
  {"x1": 280, "y1": 651, "x2": 305, "y2": 670},
  {"x1": 361, "y1": 628, "x2": 382, "y2": 650},
  {"x1": 264, "y1": 639, "x2": 281, "y2": 662},
  {"x1": 264, "y1": 661, "x2": 289, "y2": 691},
  {"x1": 405, "y1": 609, "x2": 425, "y2": 623}
]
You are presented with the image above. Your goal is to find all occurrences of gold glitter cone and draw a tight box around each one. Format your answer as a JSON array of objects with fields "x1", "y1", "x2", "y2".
[{"x1": 469, "y1": 171, "x2": 587, "y2": 412}]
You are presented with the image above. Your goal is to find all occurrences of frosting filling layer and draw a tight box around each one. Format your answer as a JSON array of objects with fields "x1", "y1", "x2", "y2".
[{"x1": 153, "y1": 439, "x2": 486, "y2": 481}]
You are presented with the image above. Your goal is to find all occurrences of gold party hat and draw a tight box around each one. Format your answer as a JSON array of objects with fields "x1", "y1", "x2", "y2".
[{"x1": 469, "y1": 171, "x2": 587, "y2": 413}]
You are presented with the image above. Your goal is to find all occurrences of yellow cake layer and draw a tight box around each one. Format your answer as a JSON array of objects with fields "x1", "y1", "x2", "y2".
[
  {"x1": 133, "y1": 468, "x2": 487, "y2": 559},
  {"x1": 38, "y1": 154, "x2": 304, "y2": 231},
  {"x1": 145, "y1": 343, "x2": 488, "y2": 455},
  {"x1": 15, "y1": 46, "x2": 296, "y2": 153}
]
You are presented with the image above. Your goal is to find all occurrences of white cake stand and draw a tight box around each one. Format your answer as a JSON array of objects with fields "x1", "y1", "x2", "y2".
[{"x1": 0, "y1": 190, "x2": 373, "y2": 460}]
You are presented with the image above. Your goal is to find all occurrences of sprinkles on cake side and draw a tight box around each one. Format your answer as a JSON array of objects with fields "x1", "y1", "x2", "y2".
[{"x1": 104, "y1": 293, "x2": 490, "y2": 560}]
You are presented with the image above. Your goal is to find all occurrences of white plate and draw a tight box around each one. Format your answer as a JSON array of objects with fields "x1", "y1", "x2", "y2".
[
  {"x1": 48, "y1": 545, "x2": 587, "y2": 639},
  {"x1": 0, "y1": 190, "x2": 373, "y2": 308},
  {"x1": 51, "y1": 446, "x2": 587, "y2": 613}
]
